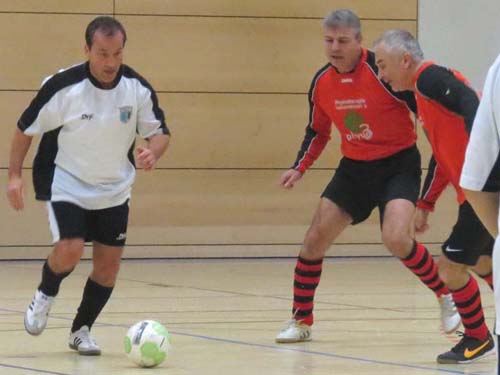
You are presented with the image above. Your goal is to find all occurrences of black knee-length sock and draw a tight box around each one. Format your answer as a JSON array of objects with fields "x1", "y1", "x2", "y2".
[{"x1": 71, "y1": 278, "x2": 113, "y2": 333}]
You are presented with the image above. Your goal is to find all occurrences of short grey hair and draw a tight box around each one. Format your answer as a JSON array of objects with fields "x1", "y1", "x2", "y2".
[
  {"x1": 323, "y1": 9, "x2": 361, "y2": 38},
  {"x1": 373, "y1": 29, "x2": 424, "y2": 63}
]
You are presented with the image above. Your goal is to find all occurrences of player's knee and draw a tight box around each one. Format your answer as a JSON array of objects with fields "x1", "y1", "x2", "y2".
[
  {"x1": 471, "y1": 255, "x2": 492, "y2": 276},
  {"x1": 303, "y1": 226, "x2": 329, "y2": 258},
  {"x1": 93, "y1": 261, "x2": 121, "y2": 286},
  {"x1": 438, "y1": 257, "x2": 466, "y2": 285},
  {"x1": 50, "y1": 240, "x2": 84, "y2": 271},
  {"x1": 381, "y1": 231, "x2": 408, "y2": 258}
]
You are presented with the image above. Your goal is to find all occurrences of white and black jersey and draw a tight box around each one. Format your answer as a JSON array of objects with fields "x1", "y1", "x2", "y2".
[
  {"x1": 18, "y1": 62, "x2": 169, "y2": 209},
  {"x1": 460, "y1": 53, "x2": 500, "y2": 193},
  {"x1": 460, "y1": 52, "x2": 500, "y2": 338}
]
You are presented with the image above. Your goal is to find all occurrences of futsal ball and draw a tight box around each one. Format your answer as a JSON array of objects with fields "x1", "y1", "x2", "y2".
[{"x1": 124, "y1": 320, "x2": 171, "y2": 368}]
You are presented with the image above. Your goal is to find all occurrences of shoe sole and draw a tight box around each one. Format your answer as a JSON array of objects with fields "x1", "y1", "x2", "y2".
[
  {"x1": 275, "y1": 336, "x2": 312, "y2": 344},
  {"x1": 442, "y1": 319, "x2": 461, "y2": 334},
  {"x1": 24, "y1": 314, "x2": 44, "y2": 336},
  {"x1": 436, "y1": 348, "x2": 496, "y2": 364},
  {"x1": 68, "y1": 343, "x2": 101, "y2": 356}
]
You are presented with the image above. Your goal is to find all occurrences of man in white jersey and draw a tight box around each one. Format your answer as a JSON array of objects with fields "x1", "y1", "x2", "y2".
[
  {"x1": 6, "y1": 16, "x2": 170, "y2": 355},
  {"x1": 460, "y1": 53, "x2": 500, "y2": 373}
]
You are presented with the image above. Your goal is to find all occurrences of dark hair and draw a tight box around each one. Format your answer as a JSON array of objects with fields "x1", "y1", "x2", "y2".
[{"x1": 85, "y1": 16, "x2": 127, "y2": 48}]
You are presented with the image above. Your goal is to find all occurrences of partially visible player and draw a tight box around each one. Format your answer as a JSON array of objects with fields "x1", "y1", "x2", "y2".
[
  {"x1": 275, "y1": 9, "x2": 459, "y2": 344},
  {"x1": 460, "y1": 51, "x2": 500, "y2": 373},
  {"x1": 374, "y1": 28, "x2": 495, "y2": 364}
]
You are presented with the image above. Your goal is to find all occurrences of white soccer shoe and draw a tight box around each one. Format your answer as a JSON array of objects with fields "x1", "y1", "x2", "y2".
[
  {"x1": 439, "y1": 293, "x2": 461, "y2": 334},
  {"x1": 24, "y1": 289, "x2": 55, "y2": 336},
  {"x1": 68, "y1": 326, "x2": 101, "y2": 356},
  {"x1": 275, "y1": 319, "x2": 312, "y2": 343}
]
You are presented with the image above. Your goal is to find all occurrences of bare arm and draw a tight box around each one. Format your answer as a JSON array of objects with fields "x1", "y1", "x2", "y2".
[
  {"x1": 6, "y1": 128, "x2": 33, "y2": 210},
  {"x1": 279, "y1": 169, "x2": 303, "y2": 189},
  {"x1": 463, "y1": 188, "x2": 499, "y2": 237},
  {"x1": 136, "y1": 133, "x2": 170, "y2": 171}
]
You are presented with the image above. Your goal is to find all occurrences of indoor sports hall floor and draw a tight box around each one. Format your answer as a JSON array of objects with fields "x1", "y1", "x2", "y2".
[{"x1": 0, "y1": 257, "x2": 496, "y2": 375}]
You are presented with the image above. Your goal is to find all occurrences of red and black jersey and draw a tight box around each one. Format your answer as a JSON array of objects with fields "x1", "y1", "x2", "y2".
[
  {"x1": 418, "y1": 156, "x2": 450, "y2": 211},
  {"x1": 414, "y1": 62, "x2": 480, "y2": 207},
  {"x1": 292, "y1": 49, "x2": 417, "y2": 173}
]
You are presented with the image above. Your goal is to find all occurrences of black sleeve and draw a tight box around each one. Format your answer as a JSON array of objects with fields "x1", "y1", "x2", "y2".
[
  {"x1": 290, "y1": 64, "x2": 332, "y2": 172},
  {"x1": 383, "y1": 82, "x2": 418, "y2": 114},
  {"x1": 483, "y1": 154, "x2": 500, "y2": 192},
  {"x1": 291, "y1": 125, "x2": 318, "y2": 169},
  {"x1": 122, "y1": 65, "x2": 170, "y2": 136},
  {"x1": 18, "y1": 64, "x2": 87, "y2": 131},
  {"x1": 416, "y1": 65, "x2": 479, "y2": 133},
  {"x1": 420, "y1": 155, "x2": 437, "y2": 200}
]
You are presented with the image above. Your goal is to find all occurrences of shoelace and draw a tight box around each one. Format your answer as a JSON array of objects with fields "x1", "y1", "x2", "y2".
[
  {"x1": 78, "y1": 330, "x2": 98, "y2": 346},
  {"x1": 450, "y1": 331, "x2": 474, "y2": 353},
  {"x1": 281, "y1": 319, "x2": 298, "y2": 332}
]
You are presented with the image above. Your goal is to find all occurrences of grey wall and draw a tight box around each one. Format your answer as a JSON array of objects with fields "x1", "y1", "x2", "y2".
[{"x1": 419, "y1": 0, "x2": 500, "y2": 89}]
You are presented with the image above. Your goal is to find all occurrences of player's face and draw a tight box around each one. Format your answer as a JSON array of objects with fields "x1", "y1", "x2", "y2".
[
  {"x1": 323, "y1": 26, "x2": 362, "y2": 73},
  {"x1": 375, "y1": 43, "x2": 413, "y2": 92},
  {"x1": 85, "y1": 30, "x2": 124, "y2": 88}
]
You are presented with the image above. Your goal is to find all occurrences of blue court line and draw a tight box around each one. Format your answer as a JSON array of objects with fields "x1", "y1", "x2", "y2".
[
  {"x1": 0, "y1": 309, "x2": 491, "y2": 375},
  {"x1": 101, "y1": 319, "x2": 493, "y2": 375},
  {"x1": 0, "y1": 363, "x2": 70, "y2": 375},
  {"x1": 167, "y1": 330, "x2": 488, "y2": 375}
]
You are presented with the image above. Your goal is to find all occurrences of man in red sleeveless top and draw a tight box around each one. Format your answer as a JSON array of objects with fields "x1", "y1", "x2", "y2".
[
  {"x1": 374, "y1": 29, "x2": 495, "y2": 364},
  {"x1": 275, "y1": 9, "x2": 460, "y2": 346}
]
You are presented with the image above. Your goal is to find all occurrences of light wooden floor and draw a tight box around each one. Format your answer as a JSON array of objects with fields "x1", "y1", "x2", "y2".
[{"x1": 0, "y1": 256, "x2": 497, "y2": 375}]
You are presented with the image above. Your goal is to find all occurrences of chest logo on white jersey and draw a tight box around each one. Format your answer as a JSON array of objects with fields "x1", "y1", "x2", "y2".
[
  {"x1": 81, "y1": 113, "x2": 93, "y2": 120},
  {"x1": 119, "y1": 106, "x2": 133, "y2": 124}
]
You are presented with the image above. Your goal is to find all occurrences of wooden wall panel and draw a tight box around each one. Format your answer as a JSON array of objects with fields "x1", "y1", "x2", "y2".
[
  {"x1": 115, "y1": 0, "x2": 417, "y2": 20},
  {"x1": 2, "y1": 92, "x2": 322, "y2": 169},
  {"x1": 0, "y1": 1, "x2": 436, "y2": 259},
  {"x1": 0, "y1": 14, "x2": 98, "y2": 90},
  {"x1": 1, "y1": 93, "x2": 432, "y2": 169},
  {"x1": 150, "y1": 93, "x2": 336, "y2": 169},
  {"x1": 149, "y1": 95, "x2": 430, "y2": 169},
  {"x1": 124, "y1": 17, "x2": 416, "y2": 93},
  {"x1": 0, "y1": 170, "x2": 455, "y2": 248},
  {"x1": 0, "y1": 1, "x2": 112, "y2": 13},
  {"x1": 0, "y1": 13, "x2": 416, "y2": 92},
  {"x1": 0, "y1": 92, "x2": 36, "y2": 166}
]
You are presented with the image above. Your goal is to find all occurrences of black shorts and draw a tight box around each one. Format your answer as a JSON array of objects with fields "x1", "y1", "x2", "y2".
[
  {"x1": 47, "y1": 200, "x2": 129, "y2": 247},
  {"x1": 321, "y1": 145, "x2": 421, "y2": 225},
  {"x1": 442, "y1": 201, "x2": 494, "y2": 265}
]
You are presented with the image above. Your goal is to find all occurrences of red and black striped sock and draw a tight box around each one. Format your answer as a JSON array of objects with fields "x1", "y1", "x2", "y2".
[
  {"x1": 401, "y1": 241, "x2": 450, "y2": 297},
  {"x1": 478, "y1": 272, "x2": 494, "y2": 290},
  {"x1": 292, "y1": 256, "x2": 323, "y2": 326},
  {"x1": 452, "y1": 276, "x2": 489, "y2": 340}
]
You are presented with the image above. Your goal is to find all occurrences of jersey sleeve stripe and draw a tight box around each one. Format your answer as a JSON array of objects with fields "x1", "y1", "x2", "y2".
[
  {"x1": 293, "y1": 64, "x2": 330, "y2": 171},
  {"x1": 18, "y1": 64, "x2": 87, "y2": 131},
  {"x1": 420, "y1": 157, "x2": 440, "y2": 202},
  {"x1": 122, "y1": 65, "x2": 170, "y2": 135}
]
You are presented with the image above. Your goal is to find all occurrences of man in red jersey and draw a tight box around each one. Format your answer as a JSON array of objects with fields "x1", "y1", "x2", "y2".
[
  {"x1": 275, "y1": 9, "x2": 459, "y2": 344},
  {"x1": 374, "y1": 29, "x2": 495, "y2": 364}
]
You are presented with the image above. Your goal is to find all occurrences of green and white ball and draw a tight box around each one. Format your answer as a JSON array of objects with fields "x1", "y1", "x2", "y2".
[{"x1": 124, "y1": 320, "x2": 171, "y2": 368}]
